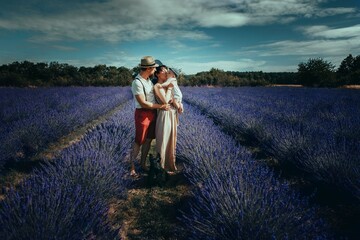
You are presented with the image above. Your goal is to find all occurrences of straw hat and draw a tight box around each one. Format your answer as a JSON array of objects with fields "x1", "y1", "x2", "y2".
[{"x1": 139, "y1": 56, "x2": 159, "y2": 68}]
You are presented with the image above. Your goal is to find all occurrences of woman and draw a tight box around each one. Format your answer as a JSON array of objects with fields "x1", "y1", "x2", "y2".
[{"x1": 153, "y1": 65, "x2": 180, "y2": 174}]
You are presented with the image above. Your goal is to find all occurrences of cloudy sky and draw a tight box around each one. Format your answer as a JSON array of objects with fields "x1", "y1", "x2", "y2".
[{"x1": 0, "y1": 0, "x2": 359, "y2": 74}]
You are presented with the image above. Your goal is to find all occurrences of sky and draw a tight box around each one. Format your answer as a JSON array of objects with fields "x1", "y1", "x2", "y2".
[{"x1": 0, "y1": 0, "x2": 359, "y2": 75}]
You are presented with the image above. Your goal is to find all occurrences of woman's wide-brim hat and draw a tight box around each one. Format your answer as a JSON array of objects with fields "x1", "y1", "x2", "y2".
[{"x1": 139, "y1": 56, "x2": 159, "y2": 68}]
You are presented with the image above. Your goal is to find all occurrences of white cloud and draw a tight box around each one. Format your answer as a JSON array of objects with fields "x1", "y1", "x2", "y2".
[
  {"x1": 315, "y1": 7, "x2": 357, "y2": 17},
  {"x1": 222, "y1": 20, "x2": 360, "y2": 72},
  {"x1": 1, "y1": 0, "x2": 358, "y2": 73},
  {"x1": 50, "y1": 45, "x2": 77, "y2": 51},
  {"x1": 301, "y1": 24, "x2": 360, "y2": 39},
  {"x1": 195, "y1": 12, "x2": 250, "y2": 27},
  {"x1": 63, "y1": 49, "x2": 138, "y2": 69},
  {"x1": 0, "y1": 0, "x2": 356, "y2": 43},
  {"x1": 247, "y1": 37, "x2": 360, "y2": 57},
  {"x1": 240, "y1": 23, "x2": 360, "y2": 59}
]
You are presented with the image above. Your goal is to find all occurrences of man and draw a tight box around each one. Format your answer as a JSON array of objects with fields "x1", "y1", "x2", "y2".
[{"x1": 130, "y1": 56, "x2": 170, "y2": 177}]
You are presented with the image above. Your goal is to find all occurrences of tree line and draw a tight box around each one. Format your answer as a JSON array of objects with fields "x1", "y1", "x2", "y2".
[
  {"x1": 297, "y1": 54, "x2": 360, "y2": 87},
  {"x1": 0, "y1": 61, "x2": 132, "y2": 87},
  {"x1": 0, "y1": 54, "x2": 359, "y2": 87},
  {"x1": 180, "y1": 69, "x2": 297, "y2": 87},
  {"x1": 182, "y1": 54, "x2": 359, "y2": 87}
]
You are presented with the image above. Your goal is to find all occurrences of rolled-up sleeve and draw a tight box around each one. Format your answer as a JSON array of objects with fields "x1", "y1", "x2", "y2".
[{"x1": 132, "y1": 80, "x2": 144, "y2": 96}]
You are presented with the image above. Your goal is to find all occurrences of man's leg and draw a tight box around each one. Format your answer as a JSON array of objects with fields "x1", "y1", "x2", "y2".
[
  {"x1": 130, "y1": 142, "x2": 141, "y2": 175},
  {"x1": 140, "y1": 138, "x2": 152, "y2": 171}
]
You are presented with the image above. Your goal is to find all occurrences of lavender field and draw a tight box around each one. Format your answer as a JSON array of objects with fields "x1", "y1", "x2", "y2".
[
  {"x1": 182, "y1": 87, "x2": 360, "y2": 201},
  {"x1": 0, "y1": 86, "x2": 359, "y2": 239},
  {"x1": 0, "y1": 87, "x2": 132, "y2": 171}
]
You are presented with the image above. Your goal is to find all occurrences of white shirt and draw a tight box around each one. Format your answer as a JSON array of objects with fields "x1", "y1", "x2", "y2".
[
  {"x1": 166, "y1": 77, "x2": 183, "y2": 103},
  {"x1": 131, "y1": 74, "x2": 156, "y2": 108}
]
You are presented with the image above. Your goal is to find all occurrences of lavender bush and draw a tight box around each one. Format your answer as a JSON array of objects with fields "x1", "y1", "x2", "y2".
[
  {"x1": 176, "y1": 103, "x2": 330, "y2": 239},
  {"x1": 0, "y1": 87, "x2": 132, "y2": 171},
  {"x1": 0, "y1": 100, "x2": 135, "y2": 239},
  {"x1": 37, "y1": 101, "x2": 135, "y2": 201},
  {"x1": 182, "y1": 87, "x2": 360, "y2": 201},
  {"x1": 0, "y1": 175, "x2": 118, "y2": 240}
]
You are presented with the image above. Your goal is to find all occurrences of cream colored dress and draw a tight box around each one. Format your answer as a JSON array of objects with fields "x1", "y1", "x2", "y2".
[{"x1": 155, "y1": 90, "x2": 178, "y2": 172}]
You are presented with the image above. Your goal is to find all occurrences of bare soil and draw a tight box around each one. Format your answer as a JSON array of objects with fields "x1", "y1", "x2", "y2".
[
  {"x1": 268, "y1": 84, "x2": 303, "y2": 87},
  {"x1": 341, "y1": 84, "x2": 360, "y2": 89},
  {"x1": 108, "y1": 167, "x2": 192, "y2": 240}
]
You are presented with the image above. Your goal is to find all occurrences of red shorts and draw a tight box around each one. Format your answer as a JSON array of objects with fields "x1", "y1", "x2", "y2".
[{"x1": 134, "y1": 108, "x2": 156, "y2": 145}]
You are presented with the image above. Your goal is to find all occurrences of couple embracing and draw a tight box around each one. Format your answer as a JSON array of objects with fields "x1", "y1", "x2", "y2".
[{"x1": 130, "y1": 56, "x2": 183, "y2": 177}]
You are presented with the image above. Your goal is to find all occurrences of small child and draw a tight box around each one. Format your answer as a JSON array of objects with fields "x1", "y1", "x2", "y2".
[{"x1": 161, "y1": 67, "x2": 183, "y2": 114}]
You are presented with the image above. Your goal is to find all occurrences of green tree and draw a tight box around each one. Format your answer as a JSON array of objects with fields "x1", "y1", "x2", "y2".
[
  {"x1": 349, "y1": 55, "x2": 360, "y2": 85},
  {"x1": 117, "y1": 66, "x2": 132, "y2": 86},
  {"x1": 338, "y1": 54, "x2": 360, "y2": 85},
  {"x1": 338, "y1": 54, "x2": 354, "y2": 75},
  {"x1": 297, "y1": 58, "x2": 337, "y2": 87}
]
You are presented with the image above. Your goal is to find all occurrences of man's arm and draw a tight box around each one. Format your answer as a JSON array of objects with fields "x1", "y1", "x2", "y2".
[{"x1": 135, "y1": 94, "x2": 169, "y2": 110}]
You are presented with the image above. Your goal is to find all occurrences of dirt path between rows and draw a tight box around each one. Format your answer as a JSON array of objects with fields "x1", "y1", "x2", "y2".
[
  {"x1": 109, "y1": 163, "x2": 193, "y2": 240},
  {"x1": 106, "y1": 137, "x2": 193, "y2": 240}
]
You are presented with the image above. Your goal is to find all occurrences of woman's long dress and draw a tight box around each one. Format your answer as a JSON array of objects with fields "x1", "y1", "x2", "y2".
[{"x1": 155, "y1": 96, "x2": 178, "y2": 172}]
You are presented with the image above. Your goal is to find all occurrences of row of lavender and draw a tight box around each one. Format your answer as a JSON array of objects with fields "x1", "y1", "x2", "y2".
[
  {"x1": 0, "y1": 99, "x2": 135, "y2": 239},
  {"x1": 176, "y1": 103, "x2": 331, "y2": 239},
  {"x1": 182, "y1": 87, "x2": 360, "y2": 201},
  {"x1": 0, "y1": 87, "x2": 132, "y2": 172}
]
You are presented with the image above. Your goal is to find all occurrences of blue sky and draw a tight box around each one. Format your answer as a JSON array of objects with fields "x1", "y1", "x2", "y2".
[{"x1": 0, "y1": 0, "x2": 359, "y2": 74}]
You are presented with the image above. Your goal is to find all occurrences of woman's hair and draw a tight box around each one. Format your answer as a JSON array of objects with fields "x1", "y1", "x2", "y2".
[
  {"x1": 154, "y1": 65, "x2": 168, "y2": 76},
  {"x1": 153, "y1": 65, "x2": 168, "y2": 84}
]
